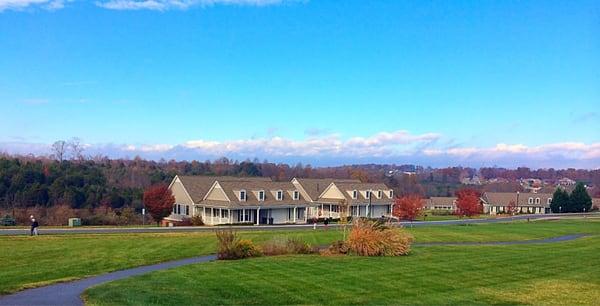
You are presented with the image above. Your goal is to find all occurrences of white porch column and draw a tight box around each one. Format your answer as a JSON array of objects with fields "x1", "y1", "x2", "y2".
[
  {"x1": 229, "y1": 209, "x2": 232, "y2": 223},
  {"x1": 210, "y1": 207, "x2": 214, "y2": 225},
  {"x1": 242, "y1": 209, "x2": 245, "y2": 222},
  {"x1": 256, "y1": 207, "x2": 260, "y2": 225},
  {"x1": 202, "y1": 207, "x2": 206, "y2": 221},
  {"x1": 293, "y1": 207, "x2": 297, "y2": 223}
]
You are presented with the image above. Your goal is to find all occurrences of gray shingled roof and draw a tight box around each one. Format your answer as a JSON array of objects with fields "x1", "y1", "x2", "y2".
[
  {"x1": 293, "y1": 178, "x2": 360, "y2": 201},
  {"x1": 482, "y1": 192, "x2": 553, "y2": 207},
  {"x1": 177, "y1": 176, "x2": 271, "y2": 203}
]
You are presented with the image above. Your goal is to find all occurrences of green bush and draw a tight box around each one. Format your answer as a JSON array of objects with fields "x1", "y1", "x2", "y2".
[{"x1": 215, "y1": 229, "x2": 261, "y2": 260}]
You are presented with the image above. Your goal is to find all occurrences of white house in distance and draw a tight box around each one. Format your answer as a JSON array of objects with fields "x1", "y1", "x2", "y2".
[{"x1": 167, "y1": 175, "x2": 395, "y2": 225}]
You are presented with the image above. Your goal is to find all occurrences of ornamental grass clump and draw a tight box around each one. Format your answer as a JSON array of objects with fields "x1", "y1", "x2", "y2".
[
  {"x1": 261, "y1": 236, "x2": 316, "y2": 256},
  {"x1": 215, "y1": 229, "x2": 261, "y2": 260},
  {"x1": 345, "y1": 219, "x2": 413, "y2": 256}
]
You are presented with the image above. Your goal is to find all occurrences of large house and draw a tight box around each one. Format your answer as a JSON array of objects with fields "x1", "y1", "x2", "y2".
[
  {"x1": 481, "y1": 192, "x2": 553, "y2": 214},
  {"x1": 424, "y1": 197, "x2": 457, "y2": 211},
  {"x1": 167, "y1": 175, "x2": 395, "y2": 225}
]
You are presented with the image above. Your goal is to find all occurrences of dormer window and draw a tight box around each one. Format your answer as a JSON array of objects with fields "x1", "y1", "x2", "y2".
[
  {"x1": 365, "y1": 190, "x2": 371, "y2": 200},
  {"x1": 389, "y1": 190, "x2": 394, "y2": 198},
  {"x1": 377, "y1": 190, "x2": 383, "y2": 199},
  {"x1": 276, "y1": 190, "x2": 283, "y2": 201},
  {"x1": 535, "y1": 198, "x2": 540, "y2": 204},
  {"x1": 239, "y1": 190, "x2": 247, "y2": 201},
  {"x1": 547, "y1": 198, "x2": 552, "y2": 204},
  {"x1": 258, "y1": 190, "x2": 265, "y2": 201},
  {"x1": 293, "y1": 191, "x2": 300, "y2": 200},
  {"x1": 352, "y1": 190, "x2": 358, "y2": 199},
  {"x1": 528, "y1": 197, "x2": 533, "y2": 204}
]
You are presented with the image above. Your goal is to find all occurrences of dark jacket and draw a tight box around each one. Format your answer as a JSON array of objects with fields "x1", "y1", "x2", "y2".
[{"x1": 32, "y1": 221, "x2": 39, "y2": 228}]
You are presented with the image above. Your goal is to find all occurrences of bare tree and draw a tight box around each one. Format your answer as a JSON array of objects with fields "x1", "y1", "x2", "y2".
[
  {"x1": 51, "y1": 140, "x2": 67, "y2": 162},
  {"x1": 68, "y1": 137, "x2": 85, "y2": 161}
]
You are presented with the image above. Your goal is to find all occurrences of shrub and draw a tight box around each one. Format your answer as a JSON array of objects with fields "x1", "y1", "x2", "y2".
[
  {"x1": 323, "y1": 240, "x2": 349, "y2": 255},
  {"x1": 261, "y1": 236, "x2": 316, "y2": 256},
  {"x1": 345, "y1": 219, "x2": 413, "y2": 256},
  {"x1": 191, "y1": 215, "x2": 204, "y2": 226},
  {"x1": 215, "y1": 229, "x2": 261, "y2": 260}
]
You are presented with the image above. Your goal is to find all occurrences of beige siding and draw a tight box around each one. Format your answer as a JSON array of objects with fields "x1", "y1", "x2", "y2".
[
  {"x1": 170, "y1": 178, "x2": 194, "y2": 205},
  {"x1": 321, "y1": 185, "x2": 345, "y2": 200},
  {"x1": 205, "y1": 185, "x2": 229, "y2": 201}
]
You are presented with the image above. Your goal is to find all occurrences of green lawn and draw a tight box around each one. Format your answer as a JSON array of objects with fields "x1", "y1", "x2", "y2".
[
  {"x1": 0, "y1": 230, "x2": 341, "y2": 295},
  {"x1": 1, "y1": 219, "x2": 599, "y2": 296},
  {"x1": 85, "y1": 232, "x2": 600, "y2": 305}
]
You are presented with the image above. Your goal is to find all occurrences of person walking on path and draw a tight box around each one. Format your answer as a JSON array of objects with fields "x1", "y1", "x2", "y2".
[{"x1": 30, "y1": 216, "x2": 39, "y2": 236}]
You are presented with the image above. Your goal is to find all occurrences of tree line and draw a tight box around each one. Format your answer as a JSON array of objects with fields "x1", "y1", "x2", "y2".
[{"x1": 550, "y1": 183, "x2": 593, "y2": 213}]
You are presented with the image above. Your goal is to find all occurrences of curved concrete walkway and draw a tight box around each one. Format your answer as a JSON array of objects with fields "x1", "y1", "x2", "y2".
[
  {"x1": 413, "y1": 234, "x2": 589, "y2": 246},
  {"x1": 0, "y1": 233, "x2": 591, "y2": 306},
  {"x1": 0, "y1": 255, "x2": 217, "y2": 306}
]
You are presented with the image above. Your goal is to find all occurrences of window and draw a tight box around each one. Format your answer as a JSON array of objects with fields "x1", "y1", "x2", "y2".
[
  {"x1": 352, "y1": 190, "x2": 358, "y2": 199},
  {"x1": 365, "y1": 190, "x2": 371, "y2": 200},
  {"x1": 185, "y1": 205, "x2": 189, "y2": 216},
  {"x1": 258, "y1": 190, "x2": 265, "y2": 201},
  {"x1": 177, "y1": 204, "x2": 181, "y2": 215},
  {"x1": 276, "y1": 190, "x2": 283, "y2": 201},
  {"x1": 239, "y1": 190, "x2": 247, "y2": 201},
  {"x1": 222, "y1": 210, "x2": 229, "y2": 219},
  {"x1": 173, "y1": 204, "x2": 177, "y2": 214},
  {"x1": 287, "y1": 208, "x2": 293, "y2": 220},
  {"x1": 377, "y1": 190, "x2": 383, "y2": 199},
  {"x1": 535, "y1": 198, "x2": 540, "y2": 204},
  {"x1": 389, "y1": 190, "x2": 394, "y2": 198},
  {"x1": 528, "y1": 197, "x2": 533, "y2": 204},
  {"x1": 293, "y1": 190, "x2": 300, "y2": 200},
  {"x1": 331, "y1": 205, "x2": 339, "y2": 213},
  {"x1": 213, "y1": 209, "x2": 219, "y2": 217},
  {"x1": 547, "y1": 198, "x2": 552, "y2": 204}
]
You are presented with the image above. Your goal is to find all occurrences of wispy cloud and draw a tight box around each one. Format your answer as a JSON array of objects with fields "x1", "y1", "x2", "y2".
[
  {"x1": 21, "y1": 98, "x2": 49, "y2": 105},
  {"x1": 0, "y1": 0, "x2": 69, "y2": 11},
  {"x1": 95, "y1": 0, "x2": 291, "y2": 11}
]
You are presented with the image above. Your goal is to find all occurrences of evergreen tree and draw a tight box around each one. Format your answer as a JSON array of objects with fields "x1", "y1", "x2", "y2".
[
  {"x1": 569, "y1": 182, "x2": 592, "y2": 212},
  {"x1": 550, "y1": 188, "x2": 569, "y2": 213}
]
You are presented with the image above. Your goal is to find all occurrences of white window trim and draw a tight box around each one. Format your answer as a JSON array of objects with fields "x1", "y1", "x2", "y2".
[
  {"x1": 377, "y1": 190, "x2": 383, "y2": 199},
  {"x1": 276, "y1": 190, "x2": 283, "y2": 201},
  {"x1": 528, "y1": 197, "x2": 533, "y2": 204},
  {"x1": 293, "y1": 190, "x2": 300, "y2": 200},
  {"x1": 258, "y1": 190, "x2": 265, "y2": 201},
  {"x1": 239, "y1": 190, "x2": 247, "y2": 202},
  {"x1": 352, "y1": 190, "x2": 358, "y2": 199},
  {"x1": 389, "y1": 190, "x2": 394, "y2": 198},
  {"x1": 535, "y1": 198, "x2": 540, "y2": 204},
  {"x1": 365, "y1": 190, "x2": 371, "y2": 200}
]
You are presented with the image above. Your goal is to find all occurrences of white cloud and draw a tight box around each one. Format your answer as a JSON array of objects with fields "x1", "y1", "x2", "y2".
[
  {"x1": 95, "y1": 0, "x2": 289, "y2": 11},
  {"x1": 424, "y1": 142, "x2": 600, "y2": 161},
  {"x1": 0, "y1": 0, "x2": 69, "y2": 11}
]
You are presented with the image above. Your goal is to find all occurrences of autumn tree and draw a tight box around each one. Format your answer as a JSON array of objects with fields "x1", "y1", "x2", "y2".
[
  {"x1": 143, "y1": 184, "x2": 175, "y2": 225},
  {"x1": 392, "y1": 195, "x2": 424, "y2": 221},
  {"x1": 455, "y1": 189, "x2": 482, "y2": 218}
]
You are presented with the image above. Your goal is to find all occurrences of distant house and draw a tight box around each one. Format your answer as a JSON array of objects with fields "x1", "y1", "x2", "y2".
[
  {"x1": 424, "y1": 197, "x2": 457, "y2": 211},
  {"x1": 481, "y1": 192, "x2": 552, "y2": 214},
  {"x1": 558, "y1": 177, "x2": 576, "y2": 186},
  {"x1": 166, "y1": 176, "x2": 394, "y2": 225}
]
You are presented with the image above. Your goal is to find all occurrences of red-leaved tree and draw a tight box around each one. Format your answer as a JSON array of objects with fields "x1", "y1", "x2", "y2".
[
  {"x1": 455, "y1": 189, "x2": 482, "y2": 218},
  {"x1": 393, "y1": 195, "x2": 424, "y2": 221},
  {"x1": 143, "y1": 184, "x2": 175, "y2": 225}
]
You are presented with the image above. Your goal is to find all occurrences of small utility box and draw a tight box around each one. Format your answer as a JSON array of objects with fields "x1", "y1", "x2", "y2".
[{"x1": 68, "y1": 218, "x2": 81, "y2": 227}]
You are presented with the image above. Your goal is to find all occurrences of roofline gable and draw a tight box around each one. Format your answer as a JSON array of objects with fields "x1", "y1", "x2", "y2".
[
  {"x1": 203, "y1": 181, "x2": 231, "y2": 202},
  {"x1": 168, "y1": 175, "x2": 196, "y2": 205}
]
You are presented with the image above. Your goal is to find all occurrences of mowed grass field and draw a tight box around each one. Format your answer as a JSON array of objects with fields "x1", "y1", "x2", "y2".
[
  {"x1": 1, "y1": 218, "x2": 599, "y2": 297},
  {"x1": 85, "y1": 234, "x2": 600, "y2": 305}
]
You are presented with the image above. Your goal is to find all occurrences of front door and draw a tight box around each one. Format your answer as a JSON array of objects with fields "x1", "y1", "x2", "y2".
[{"x1": 259, "y1": 209, "x2": 271, "y2": 224}]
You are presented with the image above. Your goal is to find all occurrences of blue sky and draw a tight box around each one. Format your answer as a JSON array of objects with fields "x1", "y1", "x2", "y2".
[{"x1": 0, "y1": 0, "x2": 599, "y2": 168}]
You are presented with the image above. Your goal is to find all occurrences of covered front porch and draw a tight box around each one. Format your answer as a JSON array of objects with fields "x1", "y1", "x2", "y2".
[
  {"x1": 194, "y1": 205, "x2": 312, "y2": 225},
  {"x1": 309, "y1": 203, "x2": 393, "y2": 219}
]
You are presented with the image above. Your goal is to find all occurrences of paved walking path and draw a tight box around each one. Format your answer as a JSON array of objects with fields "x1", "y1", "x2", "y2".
[
  {"x1": 0, "y1": 233, "x2": 591, "y2": 306},
  {"x1": 413, "y1": 233, "x2": 589, "y2": 246},
  {"x1": 1, "y1": 213, "x2": 596, "y2": 236},
  {"x1": 0, "y1": 255, "x2": 217, "y2": 306}
]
